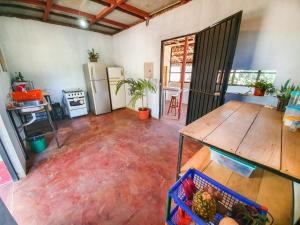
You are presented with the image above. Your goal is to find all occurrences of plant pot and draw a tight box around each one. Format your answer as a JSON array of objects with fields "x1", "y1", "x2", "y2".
[
  {"x1": 253, "y1": 88, "x2": 265, "y2": 96},
  {"x1": 277, "y1": 97, "x2": 290, "y2": 112},
  {"x1": 138, "y1": 108, "x2": 150, "y2": 120},
  {"x1": 89, "y1": 59, "x2": 98, "y2": 62}
]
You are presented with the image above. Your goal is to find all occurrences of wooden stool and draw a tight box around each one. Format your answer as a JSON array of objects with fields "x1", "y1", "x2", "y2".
[{"x1": 167, "y1": 95, "x2": 178, "y2": 115}]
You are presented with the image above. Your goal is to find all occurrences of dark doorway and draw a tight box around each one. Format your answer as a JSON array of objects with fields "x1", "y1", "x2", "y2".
[{"x1": 186, "y1": 11, "x2": 243, "y2": 124}]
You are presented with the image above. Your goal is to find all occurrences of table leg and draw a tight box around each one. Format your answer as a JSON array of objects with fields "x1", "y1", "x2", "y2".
[
  {"x1": 7, "y1": 110, "x2": 29, "y2": 160},
  {"x1": 45, "y1": 107, "x2": 60, "y2": 148},
  {"x1": 176, "y1": 134, "x2": 184, "y2": 180}
]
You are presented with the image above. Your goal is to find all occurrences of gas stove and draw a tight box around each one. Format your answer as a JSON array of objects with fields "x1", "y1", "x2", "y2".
[{"x1": 62, "y1": 89, "x2": 88, "y2": 118}]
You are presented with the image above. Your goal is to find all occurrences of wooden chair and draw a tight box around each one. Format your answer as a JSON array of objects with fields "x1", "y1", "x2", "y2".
[{"x1": 167, "y1": 94, "x2": 178, "y2": 115}]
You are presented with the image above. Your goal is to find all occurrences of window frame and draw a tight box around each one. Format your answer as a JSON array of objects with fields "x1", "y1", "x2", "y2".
[{"x1": 228, "y1": 70, "x2": 276, "y2": 87}]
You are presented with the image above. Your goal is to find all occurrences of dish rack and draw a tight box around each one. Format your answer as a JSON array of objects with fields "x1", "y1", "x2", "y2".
[{"x1": 166, "y1": 169, "x2": 268, "y2": 225}]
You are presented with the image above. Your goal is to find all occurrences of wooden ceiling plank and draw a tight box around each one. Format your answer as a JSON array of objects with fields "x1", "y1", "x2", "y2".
[{"x1": 43, "y1": 0, "x2": 53, "y2": 21}]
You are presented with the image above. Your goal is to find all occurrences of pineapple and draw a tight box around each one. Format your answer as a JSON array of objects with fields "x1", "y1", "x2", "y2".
[{"x1": 192, "y1": 190, "x2": 217, "y2": 222}]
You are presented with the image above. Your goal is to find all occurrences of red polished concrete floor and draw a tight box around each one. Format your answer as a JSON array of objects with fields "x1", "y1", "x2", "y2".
[{"x1": 0, "y1": 109, "x2": 201, "y2": 225}]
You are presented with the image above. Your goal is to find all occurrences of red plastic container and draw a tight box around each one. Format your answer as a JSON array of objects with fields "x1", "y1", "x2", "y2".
[{"x1": 11, "y1": 89, "x2": 43, "y2": 102}]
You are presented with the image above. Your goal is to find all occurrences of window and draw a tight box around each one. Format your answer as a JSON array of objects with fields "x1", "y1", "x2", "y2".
[
  {"x1": 169, "y1": 64, "x2": 193, "y2": 82},
  {"x1": 228, "y1": 70, "x2": 276, "y2": 86}
]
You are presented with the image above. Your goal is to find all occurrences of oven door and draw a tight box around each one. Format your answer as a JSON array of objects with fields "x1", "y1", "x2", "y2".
[{"x1": 68, "y1": 97, "x2": 86, "y2": 109}]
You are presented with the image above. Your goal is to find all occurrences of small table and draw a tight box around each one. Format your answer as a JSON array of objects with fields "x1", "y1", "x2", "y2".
[
  {"x1": 177, "y1": 101, "x2": 300, "y2": 183},
  {"x1": 6, "y1": 100, "x2": 60, "y2": 159}
]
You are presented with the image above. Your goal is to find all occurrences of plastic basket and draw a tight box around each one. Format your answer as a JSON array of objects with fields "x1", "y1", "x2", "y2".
[
  {"x1": 166, "y1": 169, "x2": 267, "y2": 225},
  {"x1": 11, "y1": 89, "x2": 43, "y2": 102}
]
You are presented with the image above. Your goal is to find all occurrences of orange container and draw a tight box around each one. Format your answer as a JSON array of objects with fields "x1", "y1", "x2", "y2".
[{"x1": 11, "y1": 89, "x2": 43, "y2": 102}]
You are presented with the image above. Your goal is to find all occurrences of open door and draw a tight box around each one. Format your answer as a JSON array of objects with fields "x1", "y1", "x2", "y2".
[{"x1": 186, "y1": 11, "x2": 243, "y2": 124}]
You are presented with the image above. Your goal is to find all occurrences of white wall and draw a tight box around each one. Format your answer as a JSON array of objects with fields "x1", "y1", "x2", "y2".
[
  {"x1": 113, "y1": 0, "x2": 300, "y2": 118},
  {"x1": 0, "y1": 17, "x2": 114, "y2": 178},
  {"x1": 0, "y1": 17, "x2": 113, "y2": 103},
  {"x1": 0, "y1": 71, "x2": 26, "y2": 178}
]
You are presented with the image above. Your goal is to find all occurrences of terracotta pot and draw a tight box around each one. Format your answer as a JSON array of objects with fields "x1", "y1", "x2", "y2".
[
  {"x1": 138, "y1": 108, "x2": 150, "y2": 120},
  {"x1": 253, "y1": 88, "x2": 265, "y2": 96}
]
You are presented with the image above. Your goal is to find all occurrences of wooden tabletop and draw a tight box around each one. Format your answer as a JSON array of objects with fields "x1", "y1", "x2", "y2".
[{"x1": 180, "y1": 101, "x2": 300, "y2": 182}]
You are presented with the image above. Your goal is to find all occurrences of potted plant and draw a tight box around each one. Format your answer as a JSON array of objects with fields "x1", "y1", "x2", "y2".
[
  {"x1": 250, "y1": 80, "x2": 274, "y2": 96},
  {"x1": 276, "y1": 79, "x2": 299, "y2": 111},
  {"x1": 11, "y1": 72, "x2": 27, "y2": 91},
  {"x1": 115, "y1": 78, "x2": 157, "y2": 120},
  {"x1": 88, "y1": 48, "x2": 99, "y2": 62}
]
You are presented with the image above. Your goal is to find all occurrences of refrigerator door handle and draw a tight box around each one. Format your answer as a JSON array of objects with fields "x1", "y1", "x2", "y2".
[
  {"x1": 91, "y1": 66, "x2": 95, "y2": 80},
  {"x1": 92, "y1": 81, "x2": 97, "y2": 93}
]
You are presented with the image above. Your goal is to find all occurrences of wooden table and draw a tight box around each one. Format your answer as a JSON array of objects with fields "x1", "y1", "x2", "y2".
[{"x1": 177, "y1": 101, "x2": 300, "y2": 183}]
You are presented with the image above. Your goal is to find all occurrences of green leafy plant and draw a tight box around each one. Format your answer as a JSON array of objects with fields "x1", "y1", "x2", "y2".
[
  {"x1": 88, "y1": 48, "x2": 99, "y2": 62},
  {"x1": 250, "y1": 79, "x2": 274, "y2": 93},
  {"x1": 11, "y1": 72, "x2": 26, "y2": 84},
  {"x1": 115, "y1": 78, "x2": 157, "y2": 110},
  {"x1": 232, "y1": 203, "x2": 269, "y2": 225},
  {"x1": 276, "y1": 79, "x2": 299, "y2": 99}
]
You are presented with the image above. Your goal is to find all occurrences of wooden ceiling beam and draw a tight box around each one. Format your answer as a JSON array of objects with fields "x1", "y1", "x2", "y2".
[
  {"x1": 91, "y1": 0, "x2": 126, "y2": 24},
  {"x1": 118, "y1": 3, "x2": 149, "y2": 19},
  {"x1": 97, "y1": 0, "x2": 149, "y2": 19},
  {"x1": 1, "y1": 13, "x2": 114, "y2": 35},
  {"x1": 51, "y1": 4, "x2": 95, "y2": 20},
  {"x1": 180, "y1": 0, "x2": 190, "y2": 3},
  {"x1": 101, "y1": 18, "x2": 129, "y2": 29},
  {"x1": 15, "y1": 0, "x2": 128, "y2": 29},
  {"x1": 43, "y1": 0, "x2": 52, "y2": 21},
  {"x1": 15, "y1": 0, "x2": 45, "y2": 7}
]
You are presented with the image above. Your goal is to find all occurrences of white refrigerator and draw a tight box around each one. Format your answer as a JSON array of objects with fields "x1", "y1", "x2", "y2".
[
  {"x1": 83, "y1": 62, "x2": 112, "y2": 115},
  {"x1": 107, "y1": 67, "x2": 126, "y2": 110}
]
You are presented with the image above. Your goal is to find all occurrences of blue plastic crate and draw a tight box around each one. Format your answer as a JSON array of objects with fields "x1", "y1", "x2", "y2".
[{"x1": 166, "y1": 169, "x2": 267, "y2": 225}]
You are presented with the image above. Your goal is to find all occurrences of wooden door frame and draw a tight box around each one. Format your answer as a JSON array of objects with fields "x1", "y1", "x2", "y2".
[{"x1": 159, "y1": 32, "x2": 197, "y2": 119}]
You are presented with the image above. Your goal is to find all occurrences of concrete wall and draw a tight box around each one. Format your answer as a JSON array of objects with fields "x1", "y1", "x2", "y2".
[
  {"x1": 0, "y1": 71, "x2": 26, "y2": 178},
  {"x1": 113, "y1": 0, "x2": 300, "y2": 118},
  {"x1": 0, "y1": 17, "x2": 113, "y2": 103}
]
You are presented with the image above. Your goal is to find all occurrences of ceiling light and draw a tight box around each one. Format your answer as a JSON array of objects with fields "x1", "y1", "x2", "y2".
[{"x1": 78, "y1": 19, "x2": 88, "y2": 28}]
